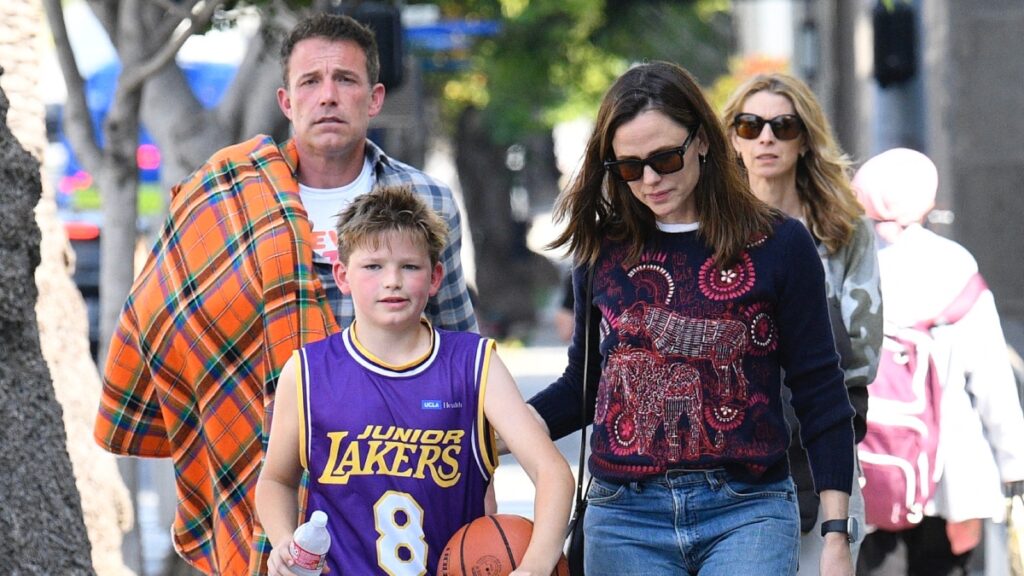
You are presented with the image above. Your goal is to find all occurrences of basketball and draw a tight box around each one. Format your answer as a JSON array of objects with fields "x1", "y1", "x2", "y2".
[{"x1": 438, "y1": 514, "x2": 570, "y2": 576}]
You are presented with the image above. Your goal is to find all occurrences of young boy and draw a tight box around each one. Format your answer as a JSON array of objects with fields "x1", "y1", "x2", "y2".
[{"x1": 256, "y1": 185, "x2": 574, "y2": 576}]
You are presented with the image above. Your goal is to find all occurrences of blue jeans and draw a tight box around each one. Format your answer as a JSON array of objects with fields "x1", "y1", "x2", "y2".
[{"x1": 584, "y1": 470, "x2": 800, "y2": 575}]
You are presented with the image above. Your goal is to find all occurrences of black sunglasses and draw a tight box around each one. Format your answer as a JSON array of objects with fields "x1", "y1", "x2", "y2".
[
  {"x1": 733, "y1": 113, "x2": 804, "y2": 141},
  {"x1": 604, "y1": 124, "x2": 700, "y2": 182}
]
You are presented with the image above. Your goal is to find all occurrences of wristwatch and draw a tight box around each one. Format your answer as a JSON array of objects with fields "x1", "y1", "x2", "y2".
[{"x1": 821, "y1": 517, "x2": 859, "y2": 543}]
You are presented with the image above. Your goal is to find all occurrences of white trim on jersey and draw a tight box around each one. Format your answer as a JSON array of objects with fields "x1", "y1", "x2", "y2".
[
  {"x1": 341, "y1": 324, "x2": 441, "y2": 378},
  {"x1": 471, "y1": 338, "x2": 498, "y2": 481}
]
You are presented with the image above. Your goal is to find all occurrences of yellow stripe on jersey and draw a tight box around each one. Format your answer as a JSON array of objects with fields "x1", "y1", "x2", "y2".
[
  {"x1": 477, "y1": 339, "x2": 499, "y2": 475},
  {"x1": 295, "y1": 350, "x2": 308, "y2": 471}
]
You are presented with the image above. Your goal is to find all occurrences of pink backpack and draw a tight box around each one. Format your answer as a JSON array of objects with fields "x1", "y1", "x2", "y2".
[{"x1": 859, "y1": 273, "x2": 987, "y2": 531}]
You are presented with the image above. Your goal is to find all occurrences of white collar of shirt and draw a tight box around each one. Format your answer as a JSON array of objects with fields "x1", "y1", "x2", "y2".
[
  {"x1": 298, "y1": 157, "x2": 374, "y2": 196},
  {"x1": 656, "y1": 221, "x2": 699, "y2": 233}
]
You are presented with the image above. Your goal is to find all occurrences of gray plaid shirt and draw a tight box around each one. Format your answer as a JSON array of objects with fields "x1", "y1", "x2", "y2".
[{"x1": 317, "y1": 139, "x2": 478, "y2": 333}]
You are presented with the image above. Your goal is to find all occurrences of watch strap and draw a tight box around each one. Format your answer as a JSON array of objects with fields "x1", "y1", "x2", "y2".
[{"x1": 821, "y1": 518, "x2": 853, "y2": 543}]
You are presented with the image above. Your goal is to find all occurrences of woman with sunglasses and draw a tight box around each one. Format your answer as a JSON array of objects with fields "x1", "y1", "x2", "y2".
[
  {"x1": 527, "y1": 61, "x2": 856, "y2": 575},
  {"x1": 722, "y1": 73, "x2": 883, "y2": 573}
]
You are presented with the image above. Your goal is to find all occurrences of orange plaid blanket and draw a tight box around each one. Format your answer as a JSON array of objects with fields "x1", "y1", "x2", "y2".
[{"x1": 96, "y1": 135, "x2": 337, "y2": 574}]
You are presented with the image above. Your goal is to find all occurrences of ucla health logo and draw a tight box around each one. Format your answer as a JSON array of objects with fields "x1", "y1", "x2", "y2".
[{"x1": 421, "y1": 399, "x2": 463, "y2": 410}]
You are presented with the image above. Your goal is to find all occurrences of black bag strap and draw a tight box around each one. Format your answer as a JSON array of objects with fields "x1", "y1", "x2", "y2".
[{"x1": 573, "y1": 265, "x2": 596, "y2": 512}]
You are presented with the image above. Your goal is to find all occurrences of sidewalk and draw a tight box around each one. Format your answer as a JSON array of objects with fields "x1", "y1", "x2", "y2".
[{"x1": 491, "y1": 288, "x2": 579, "y2": 519}]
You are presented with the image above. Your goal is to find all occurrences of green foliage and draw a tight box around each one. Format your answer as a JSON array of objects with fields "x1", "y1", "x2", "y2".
[
  {"x1": 413, "y1": 0, "x2": 731, "y2": 146},
  {"x1": 115, "y1": 0, "x2": 733, "y2": 160},
  {"x1": 595, "y1": 1, "x2": 731, "y2": 85}
]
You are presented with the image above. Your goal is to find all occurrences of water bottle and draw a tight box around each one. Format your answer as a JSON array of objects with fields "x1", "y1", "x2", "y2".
[{"x1": 288, "y1": 510, "x2": 331, "y2": 576}]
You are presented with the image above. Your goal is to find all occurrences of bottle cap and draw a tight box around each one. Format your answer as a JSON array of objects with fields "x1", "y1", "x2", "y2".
[{"x1": 310, "y1": 510, "x2": 328, "y2": 527}]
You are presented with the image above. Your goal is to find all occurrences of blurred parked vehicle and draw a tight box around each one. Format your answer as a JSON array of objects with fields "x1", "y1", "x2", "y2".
[{"x1": 63, "y1": 217, "x2": 101, "y2": 359}]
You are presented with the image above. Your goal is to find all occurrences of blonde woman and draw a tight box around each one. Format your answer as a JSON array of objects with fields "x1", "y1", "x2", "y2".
[{"x1": 723, "y1": 73, "x2": 883, "y2": 572}]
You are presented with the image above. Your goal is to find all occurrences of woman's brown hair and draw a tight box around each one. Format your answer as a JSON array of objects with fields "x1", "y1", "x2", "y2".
[{"x1": 548, "y1": 61, "x2": 776, "y2": 269}]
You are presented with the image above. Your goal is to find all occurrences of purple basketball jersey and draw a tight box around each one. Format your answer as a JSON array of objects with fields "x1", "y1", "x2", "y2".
[{"x1": 295, "y1": 324, "x2": 497, "y2": 575}]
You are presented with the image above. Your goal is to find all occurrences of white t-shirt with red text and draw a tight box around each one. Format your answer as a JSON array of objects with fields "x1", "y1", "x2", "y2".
[{"x1": 299, "y1": 158, "x2": 373, "y2": 264}]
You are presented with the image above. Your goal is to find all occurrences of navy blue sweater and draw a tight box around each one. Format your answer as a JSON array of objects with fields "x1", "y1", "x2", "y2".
[{"x1": 529, "y1": 217, "x2": 855, "y2": 494}]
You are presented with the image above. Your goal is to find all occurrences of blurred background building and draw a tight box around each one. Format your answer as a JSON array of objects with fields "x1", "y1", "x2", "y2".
[
  {"x1": 739, "y1": 3, "x2": 1024, "y2": 574},
  {"x1": 786, "y1": 0, "x2": 1024, "y2": 390}
]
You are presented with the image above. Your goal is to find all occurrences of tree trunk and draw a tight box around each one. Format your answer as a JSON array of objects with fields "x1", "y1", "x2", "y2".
[
  {"x1": 41, "y1": 3, "x2": 298, "y2": 572},
  {"x1": 454, "y1": 107, "x2": 558, "y2": 339},
  {"x1": 1, "y1": 2, "x2": 135, "y2": 574},
  {"x1": 0, "y1": 74, "x2": 97, "y2": 576},
  {"x1": 140, "y1": 14, "x2": 291, "y2": 195},
  {"x1": 69, "y1": 1, "x2": 292, "y2": 358},
  {"x1": 95, "y1": 92, "x2": 142, "y2": 364}
]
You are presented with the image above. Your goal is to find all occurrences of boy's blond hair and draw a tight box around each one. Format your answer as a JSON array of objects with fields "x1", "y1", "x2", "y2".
[{"x1": 335, "y1": 185, "x2": 449, "y2": 265}]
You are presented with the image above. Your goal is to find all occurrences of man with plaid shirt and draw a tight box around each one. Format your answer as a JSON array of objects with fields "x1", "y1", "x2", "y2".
[{"x1": 94, "y1": 13, "x2": 476, "y2": 575}]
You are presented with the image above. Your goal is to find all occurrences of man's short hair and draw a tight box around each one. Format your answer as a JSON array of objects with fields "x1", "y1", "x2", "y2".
[
  {"x1": 280, "y1": 13, "x2": 380, "y2": 88},
  {"x1": 336, "y1": 185, "x2": 449, "y2": 266}
]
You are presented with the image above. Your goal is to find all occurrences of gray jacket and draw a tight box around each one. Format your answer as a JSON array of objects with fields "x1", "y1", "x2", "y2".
[{"x1": 786, "y1": 216, "x2": 883, "y2": 530}]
